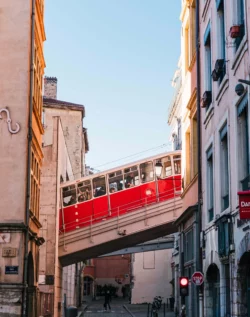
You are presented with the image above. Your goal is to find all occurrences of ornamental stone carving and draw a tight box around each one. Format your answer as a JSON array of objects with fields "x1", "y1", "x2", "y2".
[{"x1": 0, "y1": 108, "x2": 20, "y2": 134}]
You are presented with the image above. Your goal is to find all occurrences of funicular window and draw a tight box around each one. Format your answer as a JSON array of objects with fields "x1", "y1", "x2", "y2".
[
  {"x1": 93, "y1": 176, "x2": 106, "y2": 197},
  {"x1": 77, "y1": 180, "x2": 92, "y2": 202},
  {"x1": 173, "y1": 155, "x2": 181, "y2": 174},
  {"x1": 108, "y1": 170, "x2": 124, "y2": 193},
  {"x1": 140, "y1": 161, "x2": 154, "y2": 183},
  {"x1": 160, "y1": 156, "x2": 172, "y2": 178},
  {"x1": 124, "y1": 166, "x2": 139, "y2": 188},
  {"x1": 62, "y1": 184, "x2": 76, "y2": 207}
]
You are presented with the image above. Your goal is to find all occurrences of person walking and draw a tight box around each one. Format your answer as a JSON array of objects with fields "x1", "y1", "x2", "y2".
[{"x1": 104, "y1": 290, "x2": 111, "y2": 311}]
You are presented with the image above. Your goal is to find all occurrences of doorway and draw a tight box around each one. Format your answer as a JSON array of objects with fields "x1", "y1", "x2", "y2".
[
  {"x1": 207, "y1": 264, "x2": 220, "y2": 317},
  {"x1": 84, "y1": 276, "x2": 94, "y2": 297},
  {"x1": 238, "y1": 252, "x2": 250, "y2": 317}
]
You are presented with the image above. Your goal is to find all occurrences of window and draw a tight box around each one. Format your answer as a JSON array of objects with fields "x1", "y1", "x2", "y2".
[
  {"x1": 177, "y1": 118, "x2": 182, "y2": 150},
  {"x1": 140, "y1": 161, "x2": 154, "y2": 183},
  {"x1": 220, "y1": 124, "x2": 229, "y2": 211},
  {"x1": 174, "y1": 155, "x2": 181, "y2": 175},
  {"x1": 77, "y1": 180, "x2": 92, "y2": 202},
  {"x1": 207, "y1": 147, "x2": 214, "y2": 221},
  {"x1": 93, "y1": 176, "x2": 106, "y2": 197},
  {"x1": 184, "y1": 229, "x2": 194, "y2": 263},
  {"x1": 185, "y1": 130, "x2": 191, "y2": 185},
  {"x1": 108, "y1": 170, "x2": 124, "y2": 192},
  {"x1": 234, "y1": 0, "x2": 245, "y2": 51},
  {"x1": 154, "y1": 156, "x2": 172, "y2": 179},
  {"x1": 124, "y1": 166, "x2": 139, "y2": 188},
  {"x1": 33, "y1": 43, "x2": 43, "y2": 118},
  {"x1": 237, "y1": 95, "x2": 249, "y2": 190},
  {"x1": 216, "y1": 215, "x2": 232, "y2": 258},
  {"x1": 184, "y1": 22, "x2": 190, "y2": 73},
  {"x1": 204, "y1": 22, "x2": 212, "y2": 108},
  {"x1": 62, "y1": 185, "x2": 76, "y2": 207},
  {"x1": 216, "y1": 0, "x2": 226, "y2": 83},
  {"x1": 30, "y1": 150, "x2": 41, "y2": 218},
  {"x1": 192, "y1": 114, "x2": 198, "y2": 177}
]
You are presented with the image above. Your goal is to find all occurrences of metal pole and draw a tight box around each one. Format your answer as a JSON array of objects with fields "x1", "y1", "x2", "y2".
[
  {"x1": 164, "y1": 303, "x2": 166, "y2": 317},
  {"x1": 195, "y1": 0, "x2": 202, "y2": 317},
  {"x1": 147, "y1": 303, "x2": 150, "y2": 317}
]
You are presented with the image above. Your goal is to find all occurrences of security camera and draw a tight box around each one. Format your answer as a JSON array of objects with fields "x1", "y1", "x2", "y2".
[{"x1": 235, "y1": 83, "x2": 245, "y2": 96}]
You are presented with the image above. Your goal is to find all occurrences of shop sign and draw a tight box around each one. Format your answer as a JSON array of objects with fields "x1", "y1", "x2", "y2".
[{"x1": 238, "y1": 191, "x2": 250, "y2": 219}]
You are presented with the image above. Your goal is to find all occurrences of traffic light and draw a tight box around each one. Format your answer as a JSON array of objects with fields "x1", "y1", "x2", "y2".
[{"x1": 179, "y1": 277, "x2": 189, "y2": 296}]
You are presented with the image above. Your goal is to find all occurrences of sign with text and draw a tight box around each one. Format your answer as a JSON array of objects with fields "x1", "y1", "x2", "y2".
[
  {"x1": 5, "y1": 266, "x2": 19, "y2": 275},
  {"x1": 238, "y1": 191, "x2": 250, "y2": 219},
  {"x1": 191, "y1": 272, "x2": 204, "y2": 286}
]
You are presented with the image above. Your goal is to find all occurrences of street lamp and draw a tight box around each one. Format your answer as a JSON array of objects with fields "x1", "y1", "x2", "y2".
[{"x1": 155, "y1": 161, "x2": 163, "y2": 178}]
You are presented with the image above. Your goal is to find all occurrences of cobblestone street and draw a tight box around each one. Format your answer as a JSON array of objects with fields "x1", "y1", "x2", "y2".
[
  {"x1": 82, "y1": 298, "x2": 130, "y2": 317},
  {"x1": 80, "y1": 298, "x2": 175, "y2": 317}
]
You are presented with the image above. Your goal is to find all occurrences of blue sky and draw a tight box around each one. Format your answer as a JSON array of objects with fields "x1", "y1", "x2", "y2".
[{"x1": 44, "y1": 1, "x2": 181, "y2": 171}]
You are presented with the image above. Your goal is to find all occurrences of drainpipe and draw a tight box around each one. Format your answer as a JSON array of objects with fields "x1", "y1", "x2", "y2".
[
  {"x1": 22, "y1": 0, "x2": 36, "y2": 315},
  {"x1": 195, "y1": 0, "x2": 203, "y2": 317}
]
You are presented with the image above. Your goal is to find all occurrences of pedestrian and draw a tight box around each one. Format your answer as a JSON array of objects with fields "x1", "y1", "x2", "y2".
[{"x1": 104, "y1": 290, "x2": 111, "y2": 311}]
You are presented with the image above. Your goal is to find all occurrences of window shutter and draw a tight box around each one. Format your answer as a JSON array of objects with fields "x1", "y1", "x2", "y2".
[
  {"x1": 216, "y1": 0, "x2": 223, "y2": 10},
  {"x1": 204, "y1": 22, "x2": 211, "y2": 45},
  {"x1": 220, "y1": 124, "x2": 227, "y2": 140},
  {"x1": 237, "y1": 94, "x2": 248, "y2": 117}
]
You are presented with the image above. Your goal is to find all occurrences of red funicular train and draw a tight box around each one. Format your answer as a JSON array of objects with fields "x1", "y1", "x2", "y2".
[{"x1": 60, "y1": 151, "x2": 181, "y2": 233}]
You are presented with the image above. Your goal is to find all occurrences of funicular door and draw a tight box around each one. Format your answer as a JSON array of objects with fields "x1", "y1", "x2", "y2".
[
  {"x1": 155, "y1": 156, "x2": 175, "y2": 201},
  {"x1": 76, "y1": 180, "x2": 94, "y2": 227},
  {"x1": 92, "y1": 175, "x2": 109, "y2": 220},
  {"x1": 139, "y1": 161, "x2": 156, "y2": 206}
]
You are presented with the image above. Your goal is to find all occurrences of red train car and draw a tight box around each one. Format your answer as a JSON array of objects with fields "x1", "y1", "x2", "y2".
[{"x1": 60, "y1": 151, "x2": 181, "y2": 233}]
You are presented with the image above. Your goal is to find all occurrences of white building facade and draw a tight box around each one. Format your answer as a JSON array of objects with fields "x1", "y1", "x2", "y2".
[{"x1": 200, "y1": 0, "x2": 250, "y2": 316}]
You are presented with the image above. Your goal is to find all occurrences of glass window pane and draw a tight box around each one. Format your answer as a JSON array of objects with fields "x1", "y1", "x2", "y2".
[
  {"x1": 108, "y1": 170, "x2": 123, "y2": 193},
  {"x1": 161, "y1": 156, "x2": 173, "y2": 178},
  {"x1": 62, "y1": 185, "x2": 76, "y2": 206},
  {"x1": 93, "y1": 176, "x2": 106, "y2": 197},
  {"x1": 124, "y1": 166, "x2": 139, "y2": 188},
  {"x1": 140, "y1": 161, "x2": 154, "y2": 183},
  {"x1": 173, "y1": 155, "x2": 181, "y2": 174},
  {"x1": 77, "y1": 180, "x2": 92, "y2": 202}
]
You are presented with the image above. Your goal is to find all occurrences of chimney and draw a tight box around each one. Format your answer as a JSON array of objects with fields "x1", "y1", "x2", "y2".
[{"x1": 44, "y1": 76, "x2": 57, "y2": 99}]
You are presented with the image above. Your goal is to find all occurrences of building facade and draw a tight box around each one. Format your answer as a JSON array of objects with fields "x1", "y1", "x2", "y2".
[
  {"x1": 39, "y1": 77, "x2": 89, "y2": 316},
  {"x1": 0, "y1": 1, "x2": 46, "y2": 316},
  {"x1": 167, "y1": 0, "x2": 198, "y2": 316},
  {"x1": 131, "y1": 249, "x2": 173, "y2": 304},
  {"x1": 199, "y1": 0, "x2": 250, "y2": 316}
]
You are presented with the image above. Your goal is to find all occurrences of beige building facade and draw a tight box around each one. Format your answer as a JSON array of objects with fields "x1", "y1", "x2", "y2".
[
  {"x1": 167, "y1": 0, "x2": 198, "y2": 316},
  {"x1": 0, "y1": 1, "x2": 46, "y2": 316},
  {"x1": 39, "y1": 77, "x2": 89, "y2": 316}
]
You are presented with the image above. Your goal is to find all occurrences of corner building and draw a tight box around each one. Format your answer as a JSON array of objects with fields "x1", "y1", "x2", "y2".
[
  {"x1": 199, "y1": 0, "x2": 250, "y2": 316},
  {"x1": 0, "y1": 1, "x2": 46, "y2": 316}
]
